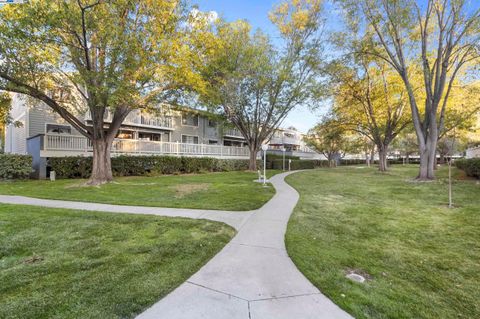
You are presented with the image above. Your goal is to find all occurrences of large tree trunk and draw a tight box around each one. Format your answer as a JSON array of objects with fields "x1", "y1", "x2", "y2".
[
  {"x1": 378, "y1": 145, "x2": 388, "y2": 172},
  {"x1": 327, "y1": 153, "x2": 337, "y2": 168},
  {"x1": 416, "y1": 127, "x2": 438, "y2": 180},
  {"x1": 417, "y1": 142, "x2": 437, "y2": 180},
  {"x1": 88, "y1": 138, "x2": 114, "y2": 185},
  {"x1": 248, "y1": 146, "x2": 258, "y2": 171},
  {"x1": 426, "y1": 129, "x2": 438, "y2": 179}
]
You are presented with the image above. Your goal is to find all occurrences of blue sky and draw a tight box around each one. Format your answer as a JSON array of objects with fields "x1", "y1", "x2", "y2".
[{"x1": 194, "y1": 0, "x2": 329, "y2": 133}]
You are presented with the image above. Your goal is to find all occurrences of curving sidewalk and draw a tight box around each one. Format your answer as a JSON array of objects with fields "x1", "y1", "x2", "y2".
[
  {"x1": 0, "y1": 171, "x2": 353, "y2": 319},
  {"x1": 137, "y1": 171, "x2": 353, "y2": 319},
  {"x1": 0, "y1": 194, "x2": 252, "y2": 230}
]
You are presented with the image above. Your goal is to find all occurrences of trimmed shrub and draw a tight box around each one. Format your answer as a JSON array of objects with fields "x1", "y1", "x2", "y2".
[
  {"x1": 48, "y1": 155, "x2": 257, "y2": 179},
  {"x1": 455, "y1": 158, "x2": 480, "y2": 179},
  {"x1": 48, "y1": 157, "x2": 92, "y2": 179},
  {"x1": 270, "y1": 159, "x2": 331, "y2": 170},
  {"x1": 0, "y1": 154, "x2": 32, "y2": 179},
  {"x1": 265, "y1": 153, "x2": 300, "y2": 169}
]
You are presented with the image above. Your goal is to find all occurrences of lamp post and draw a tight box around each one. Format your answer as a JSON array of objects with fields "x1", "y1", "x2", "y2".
[
  {"x1": 261, "y1": 144, "x2": 269, "y2": 185},
  {"x1": 281, "y1": 147, "x2": 286, "y2": 171}
]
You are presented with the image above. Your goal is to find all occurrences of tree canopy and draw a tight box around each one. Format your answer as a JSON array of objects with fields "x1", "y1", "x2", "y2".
[
  {"x1": 0, "y1": 0, "x2": 201, "y2": 183},
  {"x1": 337, "y1": 0, "x2": 480, "y2": 179},
  {"x1": 197, "y1": 0, "x2": 326, "y2": 169}
]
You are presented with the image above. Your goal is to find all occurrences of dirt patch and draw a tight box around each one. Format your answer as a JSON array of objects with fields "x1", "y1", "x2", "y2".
[
  {"x1": 345, "y1": 268, "x2": 373, "y2": 281},
  {"x1": 24, "y1": 255, "x2": 44, "y2": 264},
  {"x1": 64, "y1": 182, "x2": 101, "y2": 189},
  {"x1": 171, "y1": 183, "x2": 210, "y2": 198}
]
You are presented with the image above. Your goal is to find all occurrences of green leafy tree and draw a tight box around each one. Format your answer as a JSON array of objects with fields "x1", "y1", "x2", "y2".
[
  {"x1": 392, "y1": 132, "x2": 418, "y2": 164},
  {"x1": 0, "y1": 0, "x2": 199, "y2": 184},
  {"x1": 305, "y1": 115, "x2": 350, "y2": 167},
  {"x1": 198, "y1": 0, "x2": 325, "y2": 170}
]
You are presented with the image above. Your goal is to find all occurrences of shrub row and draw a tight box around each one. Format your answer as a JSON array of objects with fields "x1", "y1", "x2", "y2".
[
  {"x1": 0, "y1": 154, "x2": 32, "y2": 179},
  {"x1": 48, "y1": 156, "x2": 257, "y2": 179},
  {"x1": 269, "y1": 159, "x2": 332, "y2": 170},
  {"x1": 455, "y1": 158, "x2": 480, "y2": 179}
]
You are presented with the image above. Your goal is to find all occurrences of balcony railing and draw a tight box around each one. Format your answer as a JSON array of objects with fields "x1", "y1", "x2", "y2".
[
  {"x1": 85, "y1": 111, "x2": 173, "y2": 129},
  {"x1": 223, "y1": 128, "x2": 244, "y2": 138},
  {"x1": 43, "y1": 134, "x2": 250, "y2": 157}
]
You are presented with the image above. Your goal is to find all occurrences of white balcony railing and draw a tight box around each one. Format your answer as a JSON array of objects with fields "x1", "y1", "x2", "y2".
[
  {"x1": 85, "y1": 111, "x2": 173, "y2": 129},
  {"x1": 43, "y1": 134, "x2": 250, "y2": 157},
  {"x1": 223, "y1": 128, "x2": 244, "y2": 138}
]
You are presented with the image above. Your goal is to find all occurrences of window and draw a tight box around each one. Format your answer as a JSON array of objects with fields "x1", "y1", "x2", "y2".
[
  {"x1": 138, "y1": 132, "x2": 162, "y2": 141},
  {"x1": 181, "y1": 113, "x2": 199, "y2": 126},
  {"x1": 208, "y1": 119, "x2": 216, "y2": 127},
  {"x1": 224, "y1": 140, "x2": 243, "y2": 147},
  {"x1": 209, "y1": 140, "x2": 218, "y2": 145},
  {"x1": 182, "y1": 135, "x2": 199, "y2": 144},
  {"x1": 46, "y1": 124, "x2": 71, "y2": 134},
  {"x1": 116, "y1": 130, "x2": 134, "y2": 139}
]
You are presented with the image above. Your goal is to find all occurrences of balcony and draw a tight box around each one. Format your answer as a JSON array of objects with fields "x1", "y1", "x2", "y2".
[
  {"x1": 41, "y1": 134, "x2": 250, "y2": 158},
  {"x1": 223, "y1": 128, "x2": 244, "y2": 138},
  {"x1": 85, "y1": 111, "x2": 173, "y2": 130},
  {"x1": 269, "y1": 133, "x2": 301, "y2": 146}
]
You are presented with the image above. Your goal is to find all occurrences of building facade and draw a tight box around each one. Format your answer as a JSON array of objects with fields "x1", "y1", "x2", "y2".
[
  {"x1": 5, "y1": 94, "x2": 316, "y2": 178},
  {"x1": 466, "y1": 146, "x2": 480, "y2": 158}
]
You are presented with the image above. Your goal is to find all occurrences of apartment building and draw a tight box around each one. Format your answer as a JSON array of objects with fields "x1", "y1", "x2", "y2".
[{"x1": 5, "y1": 93, "x2": 316, "y2": 177}]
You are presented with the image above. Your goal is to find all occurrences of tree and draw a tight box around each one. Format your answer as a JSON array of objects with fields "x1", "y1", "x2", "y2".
[
  {"x1": 305, "y1": 115, "x2": 350, "y2": 167},
  {"x1": 393, "y1": 132, "x2": 418, "y2": 164},
  {"x1": 437, "y1": 81, "x2": 480, "y2": 161},
  {"x1": 0, "y1": 92, "x2": 12, "y2": 152},
  {"x1": 0, "y1": 1, "x2": 199, "y2": 184},
  {"x1": 339, "y1": 0, "x2": 480, "y2": 180},
  {"x1": 198, "y1": 0, "x2": 325, "y2": 170},
  {"x1": 329, "y1": 60, "x2": 410, "y2": 171}
]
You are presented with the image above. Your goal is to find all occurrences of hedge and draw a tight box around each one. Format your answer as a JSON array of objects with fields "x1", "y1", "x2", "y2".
[
  {"x1": 269, "y1": 159, "x2": 331, "y2": 170},
  {"x1": 455, "y1": 158, "x2": 480, "y2": 179},
  {"x1": 0, "y1": 154, "x2": 32, "y2": 179},
  {"x1": 48, "y1": 155, "x2": 257, "y2": 179}
]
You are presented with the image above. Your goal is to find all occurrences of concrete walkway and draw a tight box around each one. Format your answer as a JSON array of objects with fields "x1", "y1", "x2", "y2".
[
  {"x1": 0, "y1": 171, "x2": 353, "y2": 318},
  {"x1": 137, "y1": 171, "x2": 353, "y2": 319},
  {"x1": 0, "y1": 195, "x2": 252, "y2": 230}
]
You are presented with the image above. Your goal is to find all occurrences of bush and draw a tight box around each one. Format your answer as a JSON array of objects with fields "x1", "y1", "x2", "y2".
[
  {"x1": 269, "y1": 159, "x2": 331, "y2": 170},
  {"x1": 455, "y1": 158, "x2": 480, "y2": 179},
  {"x1": 48, "y1": 157, "x2": 92, "y2": 179},
  {"x1": 265, "y1": 154, "x2": 300, "y2": 169},
  {"x1": 48, "y1": 155, "x2": 256, "y2": 179},
  {"x1": 0, "y1": 154, "x2": 32, "y2": 179}
]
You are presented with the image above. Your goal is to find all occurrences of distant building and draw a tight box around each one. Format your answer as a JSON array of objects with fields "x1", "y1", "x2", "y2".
[
  {"x1": 267, "y1": 127, "x2": 325, "y2": 159},
  {"x1": 466, "y1": 146, "x2": 480, "y2": 158}
]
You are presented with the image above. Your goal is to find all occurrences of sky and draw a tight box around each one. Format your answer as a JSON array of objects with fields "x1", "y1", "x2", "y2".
[{"x1": 194, "y1": 0, "x2": 330, "y2": 133}]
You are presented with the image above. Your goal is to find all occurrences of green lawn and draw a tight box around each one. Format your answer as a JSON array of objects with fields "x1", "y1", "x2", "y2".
[
  {"x1": 286, "y1": 165, "x2": 479, "y2": 319},
  {"x1": 0, "y1": 204, "x2": 234, "y2": 319},
  {"x1": 0, "y1": 171, "x2": 280, "y2": 211}
]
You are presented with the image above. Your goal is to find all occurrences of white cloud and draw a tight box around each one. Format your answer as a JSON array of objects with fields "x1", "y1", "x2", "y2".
[{"x1": 190, "y1": 8, "x2": 219, "y2": 25}]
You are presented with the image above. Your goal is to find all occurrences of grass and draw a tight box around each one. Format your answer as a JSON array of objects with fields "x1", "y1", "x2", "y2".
[
  {"x1": 0, "y1": 204, "x2": 234, "y2": 319},
  {"x1": 285, "y1": 165, "x2": 480, "y2": 319},
  {"x1": 0, "y1": 170, "x2": 281, "y2": 211}
]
